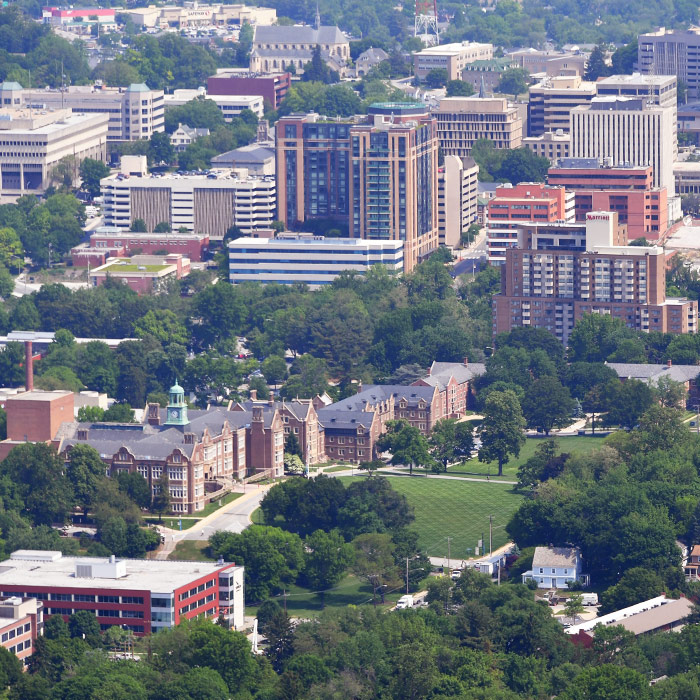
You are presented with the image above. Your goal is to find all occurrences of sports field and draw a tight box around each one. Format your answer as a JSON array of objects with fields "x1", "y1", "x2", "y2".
[{"x1": 340, "y1": 475, "x2": 522, "y2": 559}]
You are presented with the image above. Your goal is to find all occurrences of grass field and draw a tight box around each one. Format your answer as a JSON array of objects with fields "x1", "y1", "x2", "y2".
[
  {"x1": 448, "y1": 435, "x2": 607, "y2": 480},
  {"x1": 168, "y1": 540, "x2": 215, "y2": 561},
  {"x1": 339, "y1": 475, "x2": 522, "y2": 559},
  {"x1": 245, "y1": 574, "x2": 412, "y2": 618},
  {"x1": 145, "y1": 516, "x2": 201, "y2": 530}
]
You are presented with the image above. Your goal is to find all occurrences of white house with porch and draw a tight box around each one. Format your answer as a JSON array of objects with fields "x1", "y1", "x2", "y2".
[{"x1": 522, "y1": 546, "x2": 588, "y2": 589}]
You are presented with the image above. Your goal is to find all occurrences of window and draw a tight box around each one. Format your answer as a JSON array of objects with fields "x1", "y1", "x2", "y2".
[
  {"x1": 98, "y1": 595, "x2": 119, "y2": 604},
  {"x1": 74, "y1": 594, "x2": 95, "y2": 603},
  {"x1": 121, "y1": 610, "x2": 144, "y2": 619},
  {"x1": 98, "y1": 609, "x2": 120, "y2": 618},
  {"x1": 122, "y1": 596, "x2": 144, "y2": 605}
]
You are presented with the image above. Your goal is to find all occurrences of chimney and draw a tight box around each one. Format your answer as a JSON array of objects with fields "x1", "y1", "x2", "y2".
[
  {"x1": 109, "y1": 555, "x2": 115, "y2": 563},
  {"x1": 252, "y1": 406, "x2": 263, "y2": 422},
  {"x1": 668, "y1": 359, "x2": 672, "y2": 367},
  {"x1": 24, "y1": 341, "x2": 33, "y2": 391},
  {"x1": 250, "y1": 389, "x2": 257, "y2": 401},
  {"x1": 268, "y1": 391, "x2": 274, "y2": 407},
  {"x1": 357, "y1": 380, "x2": 362, "y2": 393},
  {"x1": 463, "y1": 357, "x2": 469, "y2": 366},
  {"x1": 147, "y1": 403, "x2": 161, "y2": 426}
]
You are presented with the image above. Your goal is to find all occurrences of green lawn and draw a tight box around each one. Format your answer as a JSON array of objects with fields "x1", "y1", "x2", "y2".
[
  {"x1": 145, "y1": 493, "x2": 242, "y2": 530},
  {"x1": 323, "y1": 464, "x2": 355, "y2": 473},
  {"x1": 245, "y1": 574, "x2": 414, "y2": 619},
  {"x1": 197, "y1": 491, "x2": 242, "y2": 517},
  {"x1": 340, "y1": 476, "x2": 522, "y2": 559},
  {"x1": 145, "y1": 517, "x2": 201, "y2": 530},
  {"x1": 168, "y1": 540, "x2": 215, "y2": 561},
  {"x1": 449, "y1": 435, "x2": 607, "y2": 480},
  {"x1": 250, "y1": 507, "x2": 265, "y2": 524}
]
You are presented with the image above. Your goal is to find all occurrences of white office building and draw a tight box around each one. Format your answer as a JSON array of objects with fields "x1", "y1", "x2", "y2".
[
  {"x1": 437, "y1": 155, "x2": 479, "y2": 248},
  {"x1": 229, "y1": 233, "x2": 404, "y2": 287},
  {"x1": 0, "y1": 105, "x2": 108, "y2": 202},
  {"x1": 0, "y1": 82, "x2": 164, "y2": 142},
  {"x1": 164, "y1": 89, "x2": 264, "y2": 120},
  {"x1": 570, "y1": 96, "x2": 676, "y2": 196},
  {"x1": 414, "y1": 41, "x2": 494, "y2": 81},
  {"x1": 101, "y1": 168, "x2": 276, "y2": 238}
]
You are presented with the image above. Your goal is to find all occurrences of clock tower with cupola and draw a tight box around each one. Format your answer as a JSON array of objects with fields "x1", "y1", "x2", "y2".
[{"x1": 165, "y1": 381, "x2": 189, "y2": 427}]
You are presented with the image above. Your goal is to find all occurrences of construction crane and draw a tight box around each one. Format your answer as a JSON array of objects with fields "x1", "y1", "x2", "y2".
[{"x1": 415, "y1": 0, "x2": 439, "y2": 46}]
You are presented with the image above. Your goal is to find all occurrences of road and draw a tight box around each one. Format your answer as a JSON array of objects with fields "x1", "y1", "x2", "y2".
[{"x1": 452, "y1": 232, "x2": 488, "y2": 277}]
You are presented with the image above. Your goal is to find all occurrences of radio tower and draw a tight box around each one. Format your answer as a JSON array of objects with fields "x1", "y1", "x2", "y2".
[{"x1": 415, "y1": 0, "x2": 439, "y2": 46}]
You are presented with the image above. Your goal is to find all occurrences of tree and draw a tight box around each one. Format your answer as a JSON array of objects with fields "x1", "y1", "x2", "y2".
[
  {"x1": 604, "y1": 378, "x2": 654, "y2": 429},
  {"x1": 358, "y1": 459, "x2": 383, "y2": 477},
  {"x1": 303, "y1": 529, "x2": 354, "y2": 607},
  {"x1": 654, "y1": 375, "x2": 687, "y2": 408},
  {"x1": 66, "y1": 444, "x2": 106, "y2": 517},
  {"x1": 559, "y1": 665, "x2": 650, "y2": 700},
  {"x1": 564, "y1": 593, "x2": 584, "y2": 625},
  {"x1": 301, "y1": 47, "x2": 333, "y2": 84},
  {"x1": 102, "y1": 402, "x2": 134, "y2": 423},
  {"x1": 154, "y1": 221, "x2": 172, "y2": 233},
  {"x1": 152, "y1": 471, "x2": 171, "y2": 521},
  {"x1": 284, "y1": 431, "x2": 302, "y2": 458},
  {"x1": 568, "y1": 313, "x2": 633, "y2": 363},
  {"x1": 149, "y1": 131, "x2": 174, "y2": 165},
  {"x1": 600, "y1": 567, "x2": 665, "y2": 614},
  {"x1": 429, "y1": 418, "x2": 474, "y2": 471},
  {"x1": 584, "y1": 45, "x2": 609, "y2": 81},
  {"x1": 99, "y1": 515, "x2": 128, "y2": 554},
  {"x1": 424, "y1": 68, "x2": 449, "y2": 88},
  {"x1": 130, "y1": 218, "x2": 147, "y2": 233},
  {"x1": 351, "y1": 532, "x2": 397, "y2": 605},
  {"x1": 78, "y1": 158, "x2": 109, "y2": 199},
  {"x1": 68, "y1": 610, "x2": 101, "y2": 647},
  {"x1": 478, "y1": 390, "x2": 526, "y2": 476},
  {"x1": 446, "y1": 79, "x2": 474, "y2": 97},
  {"x1": 498, "y1": 148, "x2": 549, "y2": 184},
  {"x1": 0, "y1": 227, "x2": 23, "y2": 269},
  {"x1": 116, "y1": 471, "x2": 151, "y2": 509},
  {"x1": 209, "y1": 526, "x2": 304, "y2": 602},
  {"x1": 377, "y1": 420, "x2": 434, "y2": 475},
  {"x1": 522, "y1": 376, "x2": 575, "y2": 435},
  {"x1": 497, "y1": 68, "x2": 529, "y2": 98},
  {"x1": 261, "y1": 355, "x2": 287, "y2": 385}
]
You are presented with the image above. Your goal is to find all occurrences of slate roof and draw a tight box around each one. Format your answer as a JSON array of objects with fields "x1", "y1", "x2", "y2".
[
  {"x1": 317, "y1": 408, "x2": 375, "y2": 430},
  {"x1": 532, "y1": 546, "x2": 580, "y2": 569},
  {"x1": 357, "y1": 47, "x2": 389, "y2": 64},
  {"x1": 211, "y1": 145, "x2": 274, "y2": 166},
  {"x1": 254, "y1": 25, "x2": 346, "y2": 45},
  {"x1": 606, "y1": 362, "x2": 700, "y2": 384},
  {"x1": 173, "y1": 124, "x2": 210, "y2": 139},
  {"x1": 329, "y1": 384, "x2": 436, "y2": 412},
  {"x1": 418, "y1": 361, "x2": 486, "y2": 391}
]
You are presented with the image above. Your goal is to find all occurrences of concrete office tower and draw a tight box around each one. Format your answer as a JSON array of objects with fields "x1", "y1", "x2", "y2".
[
  {"x1": 527, "y1": 75, "x2": 597, "y2": 137},
  {"x1": 101, "y1": 167, "x2": 276, "y2": 238},
  {"x1": 493, "y1": 211, "x2": 698, "y2": 344},
  {"x1": 413, "y1": 41, "x2": 493, "y2": 81},
  {"x1": 435, "y1": 97, "x2": 523, "y2": 157},
  {"x1": 639, "y1": 28, "x2": 700, "y2": 99},
  {"x1": 0, "y1": 82, "x2": 164, "y2": 142},
  {"x1": 437, "y1": 155, "x2": 479, "y2": 247},
  {"x1": 595, "y1": 73, "x2": 677, "y2": 108},
  {"x1": 0, "y1": 105, "x2": 108, "y2": 203},
  {"x1": 570, "y1": 97, "x2": 676, "y2": 196},
  {"x1": 522, "y1": 130, "x2": 571, "y2": 161},
  {"x1": 276, "y1": 104, "x2": 439, "y2": 272},
  {"x1": 486, "y1": 183, "x2": 575, "y2": 264}
]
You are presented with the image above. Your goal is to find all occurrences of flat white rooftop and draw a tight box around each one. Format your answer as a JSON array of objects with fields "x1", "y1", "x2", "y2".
[
  {"x1": 230, "y1": 234, "x2": 403, "y2": 249},
  {"x1": 0, "y1": 551, "x2": 239, "y2": 593}
]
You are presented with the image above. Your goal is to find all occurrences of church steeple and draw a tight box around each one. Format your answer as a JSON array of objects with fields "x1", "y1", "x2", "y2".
[
  {"x1": 479, "y1": 76, "x2": 487, "y2": 98},
  {"x1": 165, "y1": 380, "x2": 188, "y2": 426},
  {"x1": 314, "y1": 2, "x2": 320, "y2": 30}
]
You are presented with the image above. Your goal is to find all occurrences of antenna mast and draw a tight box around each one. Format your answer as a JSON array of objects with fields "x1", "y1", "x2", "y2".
[{"x1": 415, "y1": 0, "x2": 439, "y2": 46}]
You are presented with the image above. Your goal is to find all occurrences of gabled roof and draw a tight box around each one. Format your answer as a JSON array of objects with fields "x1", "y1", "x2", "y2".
[
  {"x1": 417, "y1": 361, "x2": 487, "y2": 390},
  {"x1": 328, "y1": 384, "x2": 437, "y2": 412},
  {"x1": 254, "y1": 24, "x2": 346, "y2": 45},
  {"x1": 532, "y1": 546, "x2": 580, "y2": 569},
  {"x1": 317, "y1": 408, "x2": 375, "y2": 430},
  {"x1": 357, "y1": 47, "x2": 389, "y2": 63},
  {"x1": 606, "y1": 362, "x2": 700, "y2": 384},
  {"x1": 211, "y1": 144, "x2": 274, "y2": 166}
]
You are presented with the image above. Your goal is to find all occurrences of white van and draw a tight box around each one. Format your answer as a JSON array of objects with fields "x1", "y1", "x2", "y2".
[
  {"x1": 581, "y1": 593, "x2": 599, "y2": 606},
  {"x1": 396, "y1": 595, "x2": 414, "y2": 609}
]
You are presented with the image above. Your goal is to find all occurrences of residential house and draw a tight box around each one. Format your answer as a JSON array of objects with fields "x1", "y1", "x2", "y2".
[
  {"x1": 685, "y1": 544, "x2": 700, "y2": 580},
  {"x1": 606, "y1": 361, "x2": 700, "y2": 408},
  {"x1": 353, "y1": 47, "x2": 389, "y2": 77},
  {"x1": 521, "y1": 546, "x2": 587, "y2": 589},
  {"x1": 170, "y1": 124, "x2": 210, "y2": 152}
]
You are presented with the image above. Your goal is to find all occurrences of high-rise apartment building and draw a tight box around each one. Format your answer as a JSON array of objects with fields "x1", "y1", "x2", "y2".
[
  {"x1": 276, "y1": 104, "x2": 439, "y2": 271},
  {"x1": 0, "y1": 82, "x2": 164, "y2": 142},
  {"x1": 413, "y1": 41, "x2": 493, "y2": 81},
  {"x1": 435, "y1": 96, "x2": 523, "y2": 157},
  {"x1": 639, "y1": 28, "x2": 700, "y2": 99},
  {"x1": 493, "y1": 211, "x2": 698, "y2": 344},
  {"x1": 547, "y1": 158, "x2": 669, "y2": 240},
  {"x1": 527, "y1": 75, "x2": 597, "y2": 137},
  {"x1": 486, "y1": 183, "x2": 575, "y2": 264},
  {"x1": 570, "y1": 97, "x2": 676, "y2": 196},
  {"x1": 437, "y1": 155, "x2": 479, "y2": 247}
]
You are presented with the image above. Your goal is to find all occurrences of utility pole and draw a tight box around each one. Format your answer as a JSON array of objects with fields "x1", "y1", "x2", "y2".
[
  {"x1": 406, "y1": 557, "x2": 410, "y2": 594},
  {"x1": 489, "y1": 515, "x2": 493, "y2": 556},
  {"x1": 447, "y1": 537, "x2": 452, "y2": 572}
]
